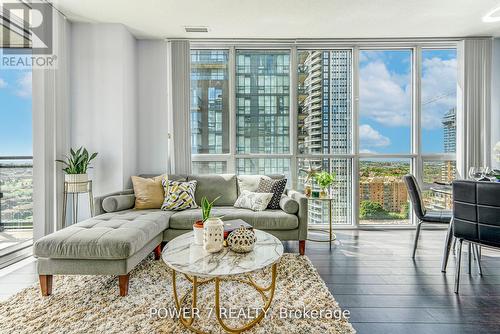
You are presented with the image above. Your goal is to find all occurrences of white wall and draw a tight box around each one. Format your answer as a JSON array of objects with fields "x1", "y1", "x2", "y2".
[
  {"x1": 70, "y1": 23, "x2": 139, "y2": 196},
  {"x1": 492, "y1": 38, "x2": 500, "y2": 169},
  {"x1": 137, "y1": 40, "x2": 169, "y2": 174}
]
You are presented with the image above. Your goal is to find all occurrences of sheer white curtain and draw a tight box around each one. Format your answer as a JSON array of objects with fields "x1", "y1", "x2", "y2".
[
  {"x1": 32, "y1": 8, "x2": 71, "y2": 238},
  {"x1": 166, "y1": 39, "x2": 191, "y2": 174},
  {"x1": 456, "y1": 38, "x2": 492, "y2": 178}
]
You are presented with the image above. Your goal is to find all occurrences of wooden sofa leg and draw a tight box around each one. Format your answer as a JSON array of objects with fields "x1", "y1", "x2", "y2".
[
  {"x1": 39, "y1": 275, "x2": 53, "y2": 296},
  {"x1": 119, "y1": 274, "x2": 129, "y2": 296},
  {"x1": 299, "y1": 240, "x2": 306, "y2": 255},
  {"x1": 154, "y1": 244, "x2": 162, "y2": 260}
]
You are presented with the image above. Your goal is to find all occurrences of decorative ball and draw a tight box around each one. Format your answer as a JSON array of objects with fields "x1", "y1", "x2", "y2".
[{"x1": 227, "y1": 227, "x2": 256, "y2": 253}]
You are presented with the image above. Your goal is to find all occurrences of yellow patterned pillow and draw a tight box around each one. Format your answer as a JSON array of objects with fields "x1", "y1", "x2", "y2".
[{"x1": 161, "y1": 180, "x2": 198, "y2": 211}]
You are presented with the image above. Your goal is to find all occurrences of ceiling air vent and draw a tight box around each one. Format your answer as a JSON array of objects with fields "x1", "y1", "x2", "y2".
[{"x1": 184, "y1": 26, "x2": 209, "y2": 33}]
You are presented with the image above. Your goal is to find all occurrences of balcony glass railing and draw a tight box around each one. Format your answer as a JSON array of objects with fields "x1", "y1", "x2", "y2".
[{"x1": 0, "y1": 156, "x2": 33, "y2": 253}]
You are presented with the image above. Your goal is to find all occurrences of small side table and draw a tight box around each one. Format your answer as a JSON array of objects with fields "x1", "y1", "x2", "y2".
[
  {"x1": 62, "y1": 180, "x2": 94, "y2": 227},
  {"x1": 307, "y1": 196, "x2": 336, "y2": 247}
]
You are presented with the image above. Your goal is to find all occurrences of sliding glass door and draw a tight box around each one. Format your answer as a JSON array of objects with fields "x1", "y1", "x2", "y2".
[{"x1": 0, "y1": 48, "x2": 33, "y2": 261}]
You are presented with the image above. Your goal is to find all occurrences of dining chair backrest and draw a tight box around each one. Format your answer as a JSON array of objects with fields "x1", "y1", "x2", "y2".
[
  {"x1": 453, "y1": 180, "x2": 500, "y2": 248},
  {"x1": 403, "y1": 174, "x2": 426, "y2": 220}
]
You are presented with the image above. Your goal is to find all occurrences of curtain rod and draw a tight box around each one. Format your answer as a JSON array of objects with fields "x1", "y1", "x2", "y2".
[{"x1": 166, "y1": 36, "x2": 492, "y2": 43}]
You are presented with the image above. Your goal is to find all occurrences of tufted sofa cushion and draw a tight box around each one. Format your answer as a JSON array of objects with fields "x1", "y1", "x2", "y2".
[{"x1": 34, "y1": 209, "x2": 174, "y2": 260}]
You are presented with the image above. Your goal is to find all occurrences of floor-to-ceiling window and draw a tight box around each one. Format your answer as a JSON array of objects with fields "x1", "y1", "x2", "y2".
[
  {"x1": 420, "y1": 48, "x2": 457, "y2": 210},
  {"x1": 297, "y1": 50, "x2": 353, "y2": 225},
  {"x1": 190, "y1": 43, "x2": 458, "y2": 227},
  {"x1": 358, "y1": 49, "x2": 413, "y2": 225},
  {"x1": 235, "y1": 50, "x2": 291, "y2": 178},
  {"x1": 190, "y1": 50, "x2": 230, "y2": 174},
  {"x1": 0, "y1": 48, "x2": 33, "y2": 258}
]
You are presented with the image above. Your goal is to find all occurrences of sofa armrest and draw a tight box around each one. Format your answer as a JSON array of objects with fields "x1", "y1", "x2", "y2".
[
  {"x1": 286, "y1": 189, "x2": 308, "y2": 240},
  {"x1": 94, "y1": 189, "x2": 134, "y2": 216}
]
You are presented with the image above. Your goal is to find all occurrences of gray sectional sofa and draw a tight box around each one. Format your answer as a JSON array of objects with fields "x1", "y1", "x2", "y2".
[{"x1": 34, "y1": 174, "x2": 308, "y2": 296}]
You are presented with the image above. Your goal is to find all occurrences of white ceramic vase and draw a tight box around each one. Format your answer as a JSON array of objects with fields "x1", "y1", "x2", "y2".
[
  {"x1": 65, "y1": 174, "x2": 88, "y2": 193},
  {"x1": 203, "y1": 217, "x2": 224, "y2": 253}
]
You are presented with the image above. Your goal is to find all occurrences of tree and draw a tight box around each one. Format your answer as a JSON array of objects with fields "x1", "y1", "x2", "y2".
[{"x1": 360, "y1": 200, "x2": 387, "y2": 219}]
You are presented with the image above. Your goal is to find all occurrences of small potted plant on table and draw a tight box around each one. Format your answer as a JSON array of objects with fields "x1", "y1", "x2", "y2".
[
  {"x1": 193, "y1": 196, "x2": 220, "y2": 245},
  {"x1": 314, "y1": 171, "x2": 336, "y2": 198},
  {"x1": 56, "y1": 147, "x2": 98, "y2": 193}
]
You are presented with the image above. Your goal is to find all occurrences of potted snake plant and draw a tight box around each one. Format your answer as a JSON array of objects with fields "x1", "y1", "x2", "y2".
[
  {"x1": 56, "y1": 147, "x2": 98, "y2": 193},
  {"x1": 193, "y1": 196, "x2": 220, "y2": 245}
]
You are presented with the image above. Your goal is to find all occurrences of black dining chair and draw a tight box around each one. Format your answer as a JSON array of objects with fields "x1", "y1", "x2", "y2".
[
  {"x1": 452, "y1": 180, "x2": 500, "y2": 293},
  {"x1": 403, "y1": 175, "x2": 453, "y2": 258}
]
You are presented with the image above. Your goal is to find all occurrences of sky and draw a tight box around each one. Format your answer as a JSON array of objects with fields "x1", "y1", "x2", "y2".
[
  {"x1": 0, "y1": 65, "x2": 32, "y2": 157},
  {"x1": 359, "y1": 49, "x2": 457, "y2": 154}
]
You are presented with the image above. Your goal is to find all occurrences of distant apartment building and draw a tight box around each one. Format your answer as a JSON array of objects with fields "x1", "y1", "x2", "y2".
[
  {"x1": 431, "y1": 108, "x2": 457, "y2": 210},
  {"x1": 359, "y1": 176, "x2": 408, "y2": 212},
  {"x1": 443, "y1": 108, "x2": 456, "y2": 154},
  {"x1": 297, "y1": 50, "x2": 352, "y2": 225},
  {"x1": 442, "y1": 107, "x2": 456, "y2": 182},
  {"x1": 190, "y1": 50, "x2": 229, "y2": 156}
]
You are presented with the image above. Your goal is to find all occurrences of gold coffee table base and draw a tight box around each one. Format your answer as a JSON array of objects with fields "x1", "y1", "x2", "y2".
[{"x1": 172, "y1": 263, "x2": 278, "y2": 334}]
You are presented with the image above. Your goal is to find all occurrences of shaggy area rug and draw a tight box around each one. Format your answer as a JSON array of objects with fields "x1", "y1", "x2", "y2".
[{"x1": 0, "y1": 254, "x2": 355, "y2": 334}]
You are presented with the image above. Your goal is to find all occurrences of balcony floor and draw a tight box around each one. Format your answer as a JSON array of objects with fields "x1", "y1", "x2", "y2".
[{"x1": 0, "y1": 229, "x2": 33, "y2": 252}]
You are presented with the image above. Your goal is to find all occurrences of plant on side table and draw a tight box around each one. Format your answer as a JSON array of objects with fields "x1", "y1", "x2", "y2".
[
  {"x1": 193, "y1": 196, "x2": 220, "y2": 245},
  {"x1": 314, "y1": 171, "x2": 336, "y2": 198},
  {"x1": 56, "y1": 147, "x2": 98, "y2": 193}
]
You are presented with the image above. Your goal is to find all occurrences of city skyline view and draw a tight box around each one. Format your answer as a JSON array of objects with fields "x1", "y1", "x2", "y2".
[
  {"x1": 2, "y1": 50, "x2": 457, "y2": 157},
  {"x1": 189, "y1": 48, "x2": 458, "y2": 226}
]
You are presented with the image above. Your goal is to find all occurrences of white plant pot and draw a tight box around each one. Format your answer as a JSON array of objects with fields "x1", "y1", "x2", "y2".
[
  {"x1": 65, "y1": 174, "x2": 88, "y2": 193},
  {"x1": 193, "y1": 224, "x2": 204, "y2": 245},
  {"x1": 203, "y1": 217, "x2": 224, "y2": 253}
]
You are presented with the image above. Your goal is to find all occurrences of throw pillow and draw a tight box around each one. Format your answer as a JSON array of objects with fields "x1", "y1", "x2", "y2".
[
  {"x1": 102, "y1": 194, "x2": 135, "y2": 213},
  {"x1": 279, "y1": 195, "x2": 299, "y2": 214},
  {"x1": 256, "y1": 178, "x2": 287, "y2": 209},
  {"x1": 131, "y1": 175, "x2": 166, "y2": 209},
  {"x1": 237, "y1": 175, "x2": 271, "y2": 193},
  {"x1": 234, "y1": 190, "x2": 273, "y2": 211},
  {"x1": 161, "y1": 179, "x2": 198, "y2": 211}
]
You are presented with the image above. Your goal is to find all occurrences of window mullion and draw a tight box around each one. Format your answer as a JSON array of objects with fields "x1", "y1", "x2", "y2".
[
  {"x1": 290, "y1": 46, "x2": 298, "y2": 189},
  {"x1": 352, "y1": 46, "x2": 360, "y2": 227},
  {"x1": 229, "y1": 46, "x2": 236, "y2": 173}
]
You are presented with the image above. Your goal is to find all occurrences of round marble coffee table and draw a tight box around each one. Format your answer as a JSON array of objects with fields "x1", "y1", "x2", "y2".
[{"x1": 162, "y1": 229, "x2": 283, "y2": 333}]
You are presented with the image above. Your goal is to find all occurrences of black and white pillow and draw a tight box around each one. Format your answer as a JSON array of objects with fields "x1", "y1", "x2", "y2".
[
  {"x1": 234, "y1": 190, "x2": 273, "y2": 211},
  {"x1": 256, "y1": 178, "x2": 287, "y2": 209}
]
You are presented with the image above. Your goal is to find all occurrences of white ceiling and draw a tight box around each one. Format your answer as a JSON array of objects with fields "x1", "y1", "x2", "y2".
[{"x1": 52, "y1": 0, "x2": 500, "y2": 39}]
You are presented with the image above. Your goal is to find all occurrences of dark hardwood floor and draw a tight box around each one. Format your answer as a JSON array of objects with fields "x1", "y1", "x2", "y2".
[
  {"x1": 1, "y1": 230, "x2": 500, "y2": 333},
  {"x1": 284, "y1": 229, "x2": 500, "y2": 334}
]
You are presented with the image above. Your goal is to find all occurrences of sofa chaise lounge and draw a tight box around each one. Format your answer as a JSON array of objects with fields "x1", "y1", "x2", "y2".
[{"x1": 33, "y1": 174, "x2": 308, "y2": 296}]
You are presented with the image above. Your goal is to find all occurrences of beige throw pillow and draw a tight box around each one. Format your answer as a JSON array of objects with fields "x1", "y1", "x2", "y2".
[{"x1": 131, "y1": 175, "x2": 166, "y2": 209}]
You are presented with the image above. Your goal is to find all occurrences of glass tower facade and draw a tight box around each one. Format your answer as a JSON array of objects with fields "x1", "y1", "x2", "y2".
[
  {"x1": 235, "y1": 51, "x2": 290, "y2": 155},
  {"x1": 443, "y1": 108, "x2": 456, "y2": 153},
  {"x1": 190, "y1": 50, "x2": 230, "y2": 155}
]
